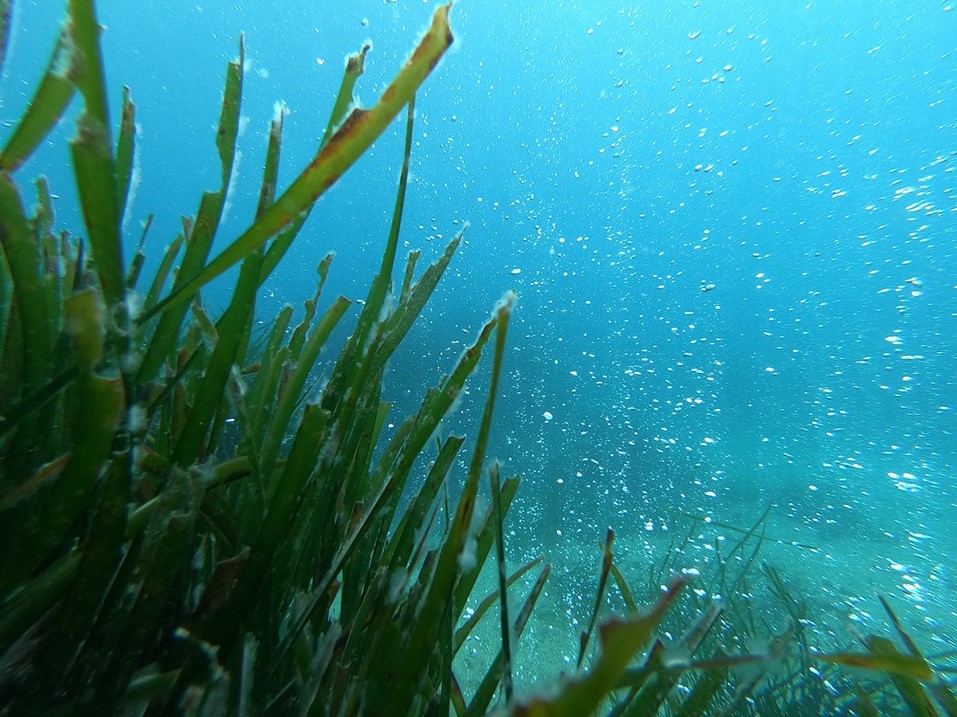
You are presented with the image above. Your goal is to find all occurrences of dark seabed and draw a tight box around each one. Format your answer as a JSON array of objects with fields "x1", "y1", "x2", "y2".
[{"x1": 6, "y1": 0, "x2": 955, "y2": 691}]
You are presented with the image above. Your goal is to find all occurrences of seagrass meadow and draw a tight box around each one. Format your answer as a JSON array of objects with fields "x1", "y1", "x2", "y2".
[{"x1": 0, "y1": 0, "x2": 955, "y2": 715}]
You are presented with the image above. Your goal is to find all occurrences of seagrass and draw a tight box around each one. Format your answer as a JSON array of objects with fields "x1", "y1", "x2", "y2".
[{"x1": 0, "y1": 2, "x2": 952, "y2": 715}]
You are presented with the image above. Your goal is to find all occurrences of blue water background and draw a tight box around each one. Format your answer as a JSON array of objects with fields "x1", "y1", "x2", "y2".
[{"x1": 5, "y1": 0, "x2": 955, "y2": 650}]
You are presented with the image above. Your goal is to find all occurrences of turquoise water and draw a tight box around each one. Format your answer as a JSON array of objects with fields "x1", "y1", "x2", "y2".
[{"x1": 7, "y1": 0, "x2": 955, "y2": 682}]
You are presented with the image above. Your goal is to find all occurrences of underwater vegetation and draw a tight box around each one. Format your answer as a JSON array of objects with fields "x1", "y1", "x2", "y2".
[{"x1": 0, "y1": 0, "x2": 954, "y2": 714}]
